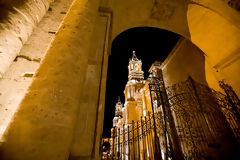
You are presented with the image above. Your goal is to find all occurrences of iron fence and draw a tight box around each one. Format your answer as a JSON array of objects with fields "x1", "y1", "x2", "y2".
[{"x1": 108, "y1": 77, "x2": 240, "y2": 160}]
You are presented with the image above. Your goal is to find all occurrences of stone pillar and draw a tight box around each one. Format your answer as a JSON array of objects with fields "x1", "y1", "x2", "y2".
[
  {"x1": 0, "y1": 0, "x2": 100, "y2": 159},
  {"x1": 69, "y1": 9, "x2": 112, "y2": 160},
  {"x1": 0, "y1": 0, "x2": 54, "y2": 78}
]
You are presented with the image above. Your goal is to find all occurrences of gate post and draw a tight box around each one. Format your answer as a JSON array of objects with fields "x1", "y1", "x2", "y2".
[
  {"x1": 148, "y1": 63, "x2": 184, "y2": 160},
  {"x1": 148, "y1": 83, "x2": 162, "y2": 160}
]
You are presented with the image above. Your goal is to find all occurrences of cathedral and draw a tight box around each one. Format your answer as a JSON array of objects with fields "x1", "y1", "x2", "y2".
[
  {"x1": 112, "y1": 53, "x2": 160, "y2": 127},
  {"x1": 111, "y1": 53, "x2": 163, "y2": 159},
  {"x1": 113, "y1": 52, "x2": 145, "y2": 127}
]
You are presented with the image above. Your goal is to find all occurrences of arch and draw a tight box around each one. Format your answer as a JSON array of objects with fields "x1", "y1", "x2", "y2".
[{"x1": 105, "y1": 0, "x2": 240, "y2": 95}]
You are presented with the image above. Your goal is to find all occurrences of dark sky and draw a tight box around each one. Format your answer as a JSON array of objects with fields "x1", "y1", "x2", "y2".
[{"x1": 102, "y1": 27, "x2": 180, "y2": 137}]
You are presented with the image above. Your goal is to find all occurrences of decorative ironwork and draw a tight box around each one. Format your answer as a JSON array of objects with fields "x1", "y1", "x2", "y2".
[
  {"x1": 218, "y1": 80, "x2": 240, "y2": 142},
  {"x1": 108, "y1": 76, "x2": 240, "y2": 160}
]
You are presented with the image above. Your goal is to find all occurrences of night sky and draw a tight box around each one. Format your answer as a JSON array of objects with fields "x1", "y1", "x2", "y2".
[{"x1": 102, "y1": 27, "x2": 180, "y2": 137}]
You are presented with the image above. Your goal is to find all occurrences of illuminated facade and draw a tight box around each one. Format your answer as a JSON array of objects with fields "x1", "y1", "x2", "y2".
[
  {"x1": 111, "y1": 52, "x2": 240, "y2": 160},
  {"x1": 111, "y1": 53, "x2": 164, "y2": 160},
  {"x1": 112, "y1": 52, "x2": 155, "y2": 126}
]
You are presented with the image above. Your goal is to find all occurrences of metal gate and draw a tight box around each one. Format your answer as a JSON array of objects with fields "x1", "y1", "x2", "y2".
[{"x1": 108, "y1": 76, "x2": 240, "y2": 160}]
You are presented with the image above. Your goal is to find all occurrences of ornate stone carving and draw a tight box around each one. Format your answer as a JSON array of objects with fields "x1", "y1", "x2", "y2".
[{"x1": 151, "y1": 0, "x2": 175, "y2": 21}]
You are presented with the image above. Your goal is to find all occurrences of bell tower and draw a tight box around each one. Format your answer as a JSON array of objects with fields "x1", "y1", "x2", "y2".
[
  {"x1": 125, "y1": 51, "x2": 144, "y2": 101},
  {"x1": 124, "y1": 51, "x2": 145, "y2": 123},
  {"x1": 113, "y1": 97, "x2": 123, "y2": 128},
  {"x1": 115, "y1": 97, "x2": 123, "y2": 118},
  {"x1": 128, "y1": 51, "x2": 144, "y2": 81}
]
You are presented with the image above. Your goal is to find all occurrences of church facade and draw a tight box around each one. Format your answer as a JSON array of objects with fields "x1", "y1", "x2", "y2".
[
  {"x1": 113, "y1": 53, "x2": 155, "y2": 128},
  {"x1": 111, "y1": 53, "x2": 163, "y2": 159}
]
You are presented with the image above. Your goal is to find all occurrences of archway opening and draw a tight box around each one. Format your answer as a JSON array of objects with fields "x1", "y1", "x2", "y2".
[
  {"x1": 102, "y1": 27, "x2": 180, "y2": 138},
  {"x1": 101, "y1": 26, "x2": 240, "y2": 160}
]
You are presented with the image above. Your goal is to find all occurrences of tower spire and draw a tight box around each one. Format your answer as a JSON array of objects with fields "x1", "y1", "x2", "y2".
[
  {"x1": 118, "y1": 96, "x2": 121, "y2": 103},
  {"x1": 132, "y1": 50, "x2": 138, "y2": 60}
]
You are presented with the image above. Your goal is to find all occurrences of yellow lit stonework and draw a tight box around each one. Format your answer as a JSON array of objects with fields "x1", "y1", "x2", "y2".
[
  {"x1": 135, "y1": 64, "x2": 139, "y2": 71},
  {"x1": 131, "y1": 64, "x2": 134, "y2": 70},
  {"x1": 0, "y1": 0, "x2": 239, "y2": 159}
]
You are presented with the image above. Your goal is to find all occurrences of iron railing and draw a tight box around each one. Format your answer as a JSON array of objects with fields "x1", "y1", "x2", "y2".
[{"x1": 107, "y1": 77, "x2": 240, "y2": 160}]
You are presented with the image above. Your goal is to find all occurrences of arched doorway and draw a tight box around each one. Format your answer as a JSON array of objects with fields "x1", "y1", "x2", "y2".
[{"x1": 103, "y1": 27, "x2": 180, "y2": 138}]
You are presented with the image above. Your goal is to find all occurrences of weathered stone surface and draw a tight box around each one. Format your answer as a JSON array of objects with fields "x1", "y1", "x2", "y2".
[
  {"x1": 69, "y1": 12, "x2": 110, "y2": 160},
  {"x1": 0, "y1": 0, "x2": 54, "y2": 77},
  {"x1": 0, "y1": 0, "x2": 73, "y2": 141},
  {"x1": 0, "y1": 0, "x2": 100, "y2": 159}
]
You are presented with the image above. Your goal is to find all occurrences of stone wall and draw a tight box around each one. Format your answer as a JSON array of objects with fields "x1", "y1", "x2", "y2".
[
  {"x1": 0, "y1": 0, "x2": 101, "y2": 159},
  {"x1": 0, "y1": 0, "x2": 74, "y2": 141},
  {"x1": 0, "y1": 0, "x2": 55, "y2": 78},
  {"x1": 69, "y1": 10, "x2": 111, "y2": 160},
  {"x1": 161, "y1": 38, "x2": 209, "y2": 87}
]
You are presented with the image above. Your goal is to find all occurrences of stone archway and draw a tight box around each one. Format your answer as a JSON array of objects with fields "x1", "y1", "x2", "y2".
[
  {"x1": 105, "y1": 0, "x2": 240, "y2": 95},
  {"x1": 72, "y1": 1, "x2": 240, "y2": 158}
]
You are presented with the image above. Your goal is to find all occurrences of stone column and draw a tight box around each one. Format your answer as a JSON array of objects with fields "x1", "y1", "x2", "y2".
[
  {"x1": 69, "y1": 9, "x2": 112, "y2": 160},
  {"x1": 0, "y1": 0, "x2": 100, "y2": 159},
  {"x1": 0, "y1": 0, "x2": 54, "y2": 78}
]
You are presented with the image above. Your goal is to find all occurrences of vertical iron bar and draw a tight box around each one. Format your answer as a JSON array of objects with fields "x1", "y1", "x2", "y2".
[
  {"x1": 159, "y1": 88, "x2": 169, "y2": 160},
  {"x1": 145, "y1": 115, "x2": 150, "y2": 159},
  {"x1": 123, "y1": 124, "x2": 125, "y2": 160},
  {"x1": 141, "y1": 117, "x2": 146, "y2": 160},
  {"x1": 132, "y1": 120, "x2": 135, "y2": 160},
  {"x1": 137, "y1": 121, "x2": 140, "y2": 160},
  {"x1": 148, "y1": 111, "x2": 154, "y2": 159},
  {"x1": 118, "y1": 128, "x2": 120, "y2": 160},
  {"x1": 128, "y1": 125, "x2": 130, "y2": 160},
  {"x1": 112, "y1": 127, "x2": 115, "y2": 160}
]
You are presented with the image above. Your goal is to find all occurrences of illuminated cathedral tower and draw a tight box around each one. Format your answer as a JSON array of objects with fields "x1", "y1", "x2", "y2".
[
  {"x1": 113, "y1": 97, "x2": 123, "y2": 128},
  {"x1": 124, "y1": 51, "x2": 145, "y2": 124},
  {"x1": 128, "y1": 51, "x2": 144, "y2": 81}
]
